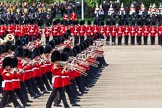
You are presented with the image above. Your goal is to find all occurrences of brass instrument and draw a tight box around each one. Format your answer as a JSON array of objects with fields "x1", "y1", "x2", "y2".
[
  {"x1": 24, "y1": 8, "x2": 28, "y2": 14},
  {"x1": 0, "y1": 38, "x2": 4, "y2": 45},
  {"x1": 16, "y1": 8, "x2": 20, "y2": 13},
  {"x1": 38, "y1": 7, "x2": 42, "y2": 13},
  {"x1": 42, "y1": 7, "x2": 46, "y2": 12}
]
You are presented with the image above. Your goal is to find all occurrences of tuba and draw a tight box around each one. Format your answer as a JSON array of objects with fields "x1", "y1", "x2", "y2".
[
  {"x1": 5, "y1": 34, "x2": 15, "y2": 43},
  {"x1": 0, "y1": 38, "x2": 4, "y2": 45},
  {"x1": 24, "y1": 8, "x2": 28, "y2": 14}
]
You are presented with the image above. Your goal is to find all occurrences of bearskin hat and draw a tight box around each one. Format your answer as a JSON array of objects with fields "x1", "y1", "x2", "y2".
[
  {"x1": 0, "y1": 45, "x2": 5, "y2": 53},
  {"x1": 73, "y1": 45, "x2": 81, "y2": 54},
  {"x1": 53, "y1": 21, "x2": 56, "y2": 25},
  {"x1": 51, "y1": 50, "x2": 61, "y2": 62},
  {"x1": 11, "y1": 57, "x2": 18, "y2": 68},
  {"x1": 2, "y1": 57, "x2": 12, "y2": 68},
  {"x1": 31, "y1": 48, "x2": 40, "y2": 58},
  {"x1": 72, "y1": 49, "x2": 77, "y2": 57},
  {"x1": 10, "y1": 45, "x2": 16, "y2": 52},
  {"x1": 63, "y1": 47, "x2": 71, "y2": 53},
  {"x1": 28, "y1": 50, "x2": 32, "y2": 58},
  {"x1": 80, "y1": 20, "x2": 83, "y2": 25},
  {"x1": 44, "y1": 45, "x2": 52, "y2": 54},
  {"x1": 23, "y1": 49, "x2": 30, "y2": 57},
  {"x1": 14, "y1": 46, "x2": 23, "y2": 57},
  {"x1": 15, "y1": 40, "x2": 21, "y2": 46},
  {"x1": 79, "y1": 43, "x2": 85, "y2": 51},
  {"x1": 4, "y1": 44, "x2": 10, "y2": 52},
  {"x1": 87, "y1": 20, "x2": 91, "y2": 25},
  {"x1": 53, "y1": 38, "x2": 58, "y2": 45},
  {"x1": 47, "y1": 40, "x2": 55, "y2": 48},
  {"x1": 38, "y1": 46, "x2": 44, "y2": 54},
  {"x1": 61, "y1": 52, "x2": 69, "y2": 61},
  {"x1": 0, "y1": 46, "x2": 2, "y2": 55}
]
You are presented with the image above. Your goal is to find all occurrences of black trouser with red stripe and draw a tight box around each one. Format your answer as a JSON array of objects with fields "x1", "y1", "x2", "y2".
[
  {"x1": 144, "y1": 36, "x2": 148, "y2": 45},
  {"x1": 137, "y1": 36, "x2": 142, "y2": 45},
  {"x1": 46, "y1": 87, "x2": 69, "y2": 108},
  {"x1": 151, "y1": 36, "x2": 155, "y2": 45},
  {"x1": 118, "y1": 36, "x2": 122, "y2": 45},
  {"x1": 124, "y1": 36, "x2": 129, "y2": 45},
  {"x1": 0, "y1": 91, "x2": 21, "y2": 108},
  {"x1": 131, "y1": 36, "x2": 135, "y2": 45}
]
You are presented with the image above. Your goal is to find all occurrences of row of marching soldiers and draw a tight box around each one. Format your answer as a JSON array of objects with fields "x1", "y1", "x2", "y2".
[
  {"x1": 0, "y1": 24, "x2": 42, "y2": 44},
  {"x1": 0, "y1": 36, "x2": 108, "y2": 108},
  {"x1": 44, "y1": 20, "x2": 162, "y2": 46}
]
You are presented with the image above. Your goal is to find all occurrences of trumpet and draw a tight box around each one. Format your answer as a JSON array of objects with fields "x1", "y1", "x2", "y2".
[{"x1": 56, "y1": 61, "x2": 87, "y2": 76}]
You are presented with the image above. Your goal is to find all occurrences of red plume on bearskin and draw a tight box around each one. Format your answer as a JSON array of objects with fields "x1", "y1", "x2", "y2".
[
  {"x1": 14, "y1": 46, "x2": 24, "y2": 57},
  {"x1": 51, "y1": 50, "x2": 61, "y2": 62},
  {"x1": 2, "y1": 57, "x2": 12, "y2": 68}
]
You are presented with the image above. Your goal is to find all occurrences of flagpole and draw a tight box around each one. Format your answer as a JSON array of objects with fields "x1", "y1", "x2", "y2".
[{"x1": 81, "y1": 0, "x2": 84, "y2": 20}]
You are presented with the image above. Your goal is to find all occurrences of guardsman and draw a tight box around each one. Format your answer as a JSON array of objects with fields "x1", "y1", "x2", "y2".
[
  {"x1": 105, "y1": 21, "x2": 111, "y2": 45},
  {"x1": 46, "y1": 50, "x2": 70, "y2": 108},
  {"x1": 108, "y1": 3, "x2": 114, "y2": 16},
  {"x1": 129, "y1": 3, "x2": 135, "y2": 15},
  {"x1": 44, "y1": 27, "x2": 51, "y2": 44},
  {"x1": 150, "y1": 25, "x2": 157, "y2": 45},
  {"x1": 29, "y1": 24, "x2": 35, "y2": 41},
  {"x1": 111, "y1": 25, "x2": 117, "y2": 45},
  {"x1": 158, "y1": 25, "x2": 162, "y2": 45},
  {"x1": 117, "y1": 25, "x2": 124, "y2": 45},
  {"x1": 79, "y1": 20, "x2": 86, "y2": 43},
  {"x1": 100, "y1": 22, "x2": 105, "y2": 39},
  {"x1": 93, "y1": 21, "x2": 99, "y2": 40},
  {"x1": 143, "y1": 25, "x2": 150, "y2": 45},
  {"x1": 70, "y1": 11, "x2": 77, "y2": 24},
  {"x1": 73, "y1": 21, "x2": 79, "y2": 45},
  {"x1": 63, "y1": 13, "x2": 68, "y2": 25},
  {"x1": 136, "y1": 25, "x2": 143, "y2": 45},
  {"x1": 0, "y1": 57, "x2": 23, "y2": 108},
  {"x1": 52, "y1": 21, "x2": 58, "y2": 39},
  {"x1": 86, "y1": 20, "x2": 93, "y2": 38},
  {"x1": 130, "y1": 26, "x2": 136, "y2": 45}
]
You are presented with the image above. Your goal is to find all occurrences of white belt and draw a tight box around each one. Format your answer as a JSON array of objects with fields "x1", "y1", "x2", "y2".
[
  {"x1": 25, "y1": 70, "x2": 32, "y2": 72},
  {"x1": 45, "y1": 64, "x2": 51, "y2": 66},
  {"x1": 12, "y1": 79, "x2": 20, "y2": 82},
  {"x1": 32, "y1": 68, "x2": 39, "y2": 70},
  {"x1": 40, "y1": 65, "x2": 46, "y2": 67},
  {"x1": 4, "y1": 80, "x2": 12, "y2": 82},
  {"x1": 62, "y1": 76, "x2": 69, "y2": 78}
]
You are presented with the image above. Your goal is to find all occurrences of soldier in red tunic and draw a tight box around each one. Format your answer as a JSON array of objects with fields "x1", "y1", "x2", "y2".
[
  {"x1": 124, "y1": 25, "x2": 130, "y2": 45},
  {"x1": 117, "y1": 26, "x2": 124, "y2": 45},
  {"x1": 0, "y1": 57, "x2": 23, "y2": 108},
  {"x1": 46, "y1": 50, "x2": 70, "y2": 108},
  {"x1": 136, "y1": 25, "x2": 143, "y2": 45},
  {"x1": 79, "y1": 20, "x2": 86, "y2": 43},
  {"x1": 70, "y1": 11, "x2": 77, "y2": 24},
  {"x1": 111, "y1": 25, "x2": 117, "y2": 45},
  {"x1": 105, "y1": 21, "x2": 111, "y2": 45},
  {"x1": 44, "y1": 27, "x2": 51, "y2": 44},
  {"x1": 130, "y1": 26, "x2": 136, "y2": 45},
  {"x1": 150, "y1": 25, "x2": 157, "y2": 45},
  {"x1": 143, "y1": 25, "x2": 150, "y2": 45},
  {"x1": 158, "y1": 25, "x2": 162, "y2": 45}
]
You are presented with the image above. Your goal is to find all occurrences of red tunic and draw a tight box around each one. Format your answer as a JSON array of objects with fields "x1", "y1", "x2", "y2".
[
  {"x1": 150, "y1": 26, "x2": 157, "y2": 37},
  {"x1": 51, "y1": 64, "x2": 63, "y2": 88},
  {"x1": 70, "y1": 12, "x2": 77, "y2": 21},
  {"x1": 105, "y1": 26, "x2": 111, "y2": 37},
  {"x1": 117, "y1": 26, "x2": 124, "y2": 37},
  {"x1": 137, "y1": 26, "x2": 143, "y2": 36},
  {"x1": 44, "y1": 28, "x2": 51, "y2": 37},
  {"x1": 143, "y1": 26, "x2": 150, "y2": 37},
  {"x1": 12, "y1": 72, "x2": 21, "y2": 89},
  {"x1": 62, "y1": 70, "x2": 71, "y2": 86},
  {"x1": 111, "y1": 26, "x2": 117, "y2": 37},
  {"x1": 2, "y1": 71, "x2": 14, "y2": 91},
  {"x1": 130, "y1": 26, "x2": 136, "y2": 37}
]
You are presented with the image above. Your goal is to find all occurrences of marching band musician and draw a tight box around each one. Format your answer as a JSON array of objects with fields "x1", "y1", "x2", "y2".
[
  {"x1": 79, "y1": 20, "x2": 86, "y2": 43},
  {"x1": 46, "y1": 50, "x2": 70, "y2": 108},
  {"x1": 0, "y1": 57, "x2": 23, "y2": 108},
  {"x1": 44, "y1": 27, "x2": 51, "y2": 44},
  {"x1": 70, "y1": 11, "x2": 77, "y2": 24}
]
